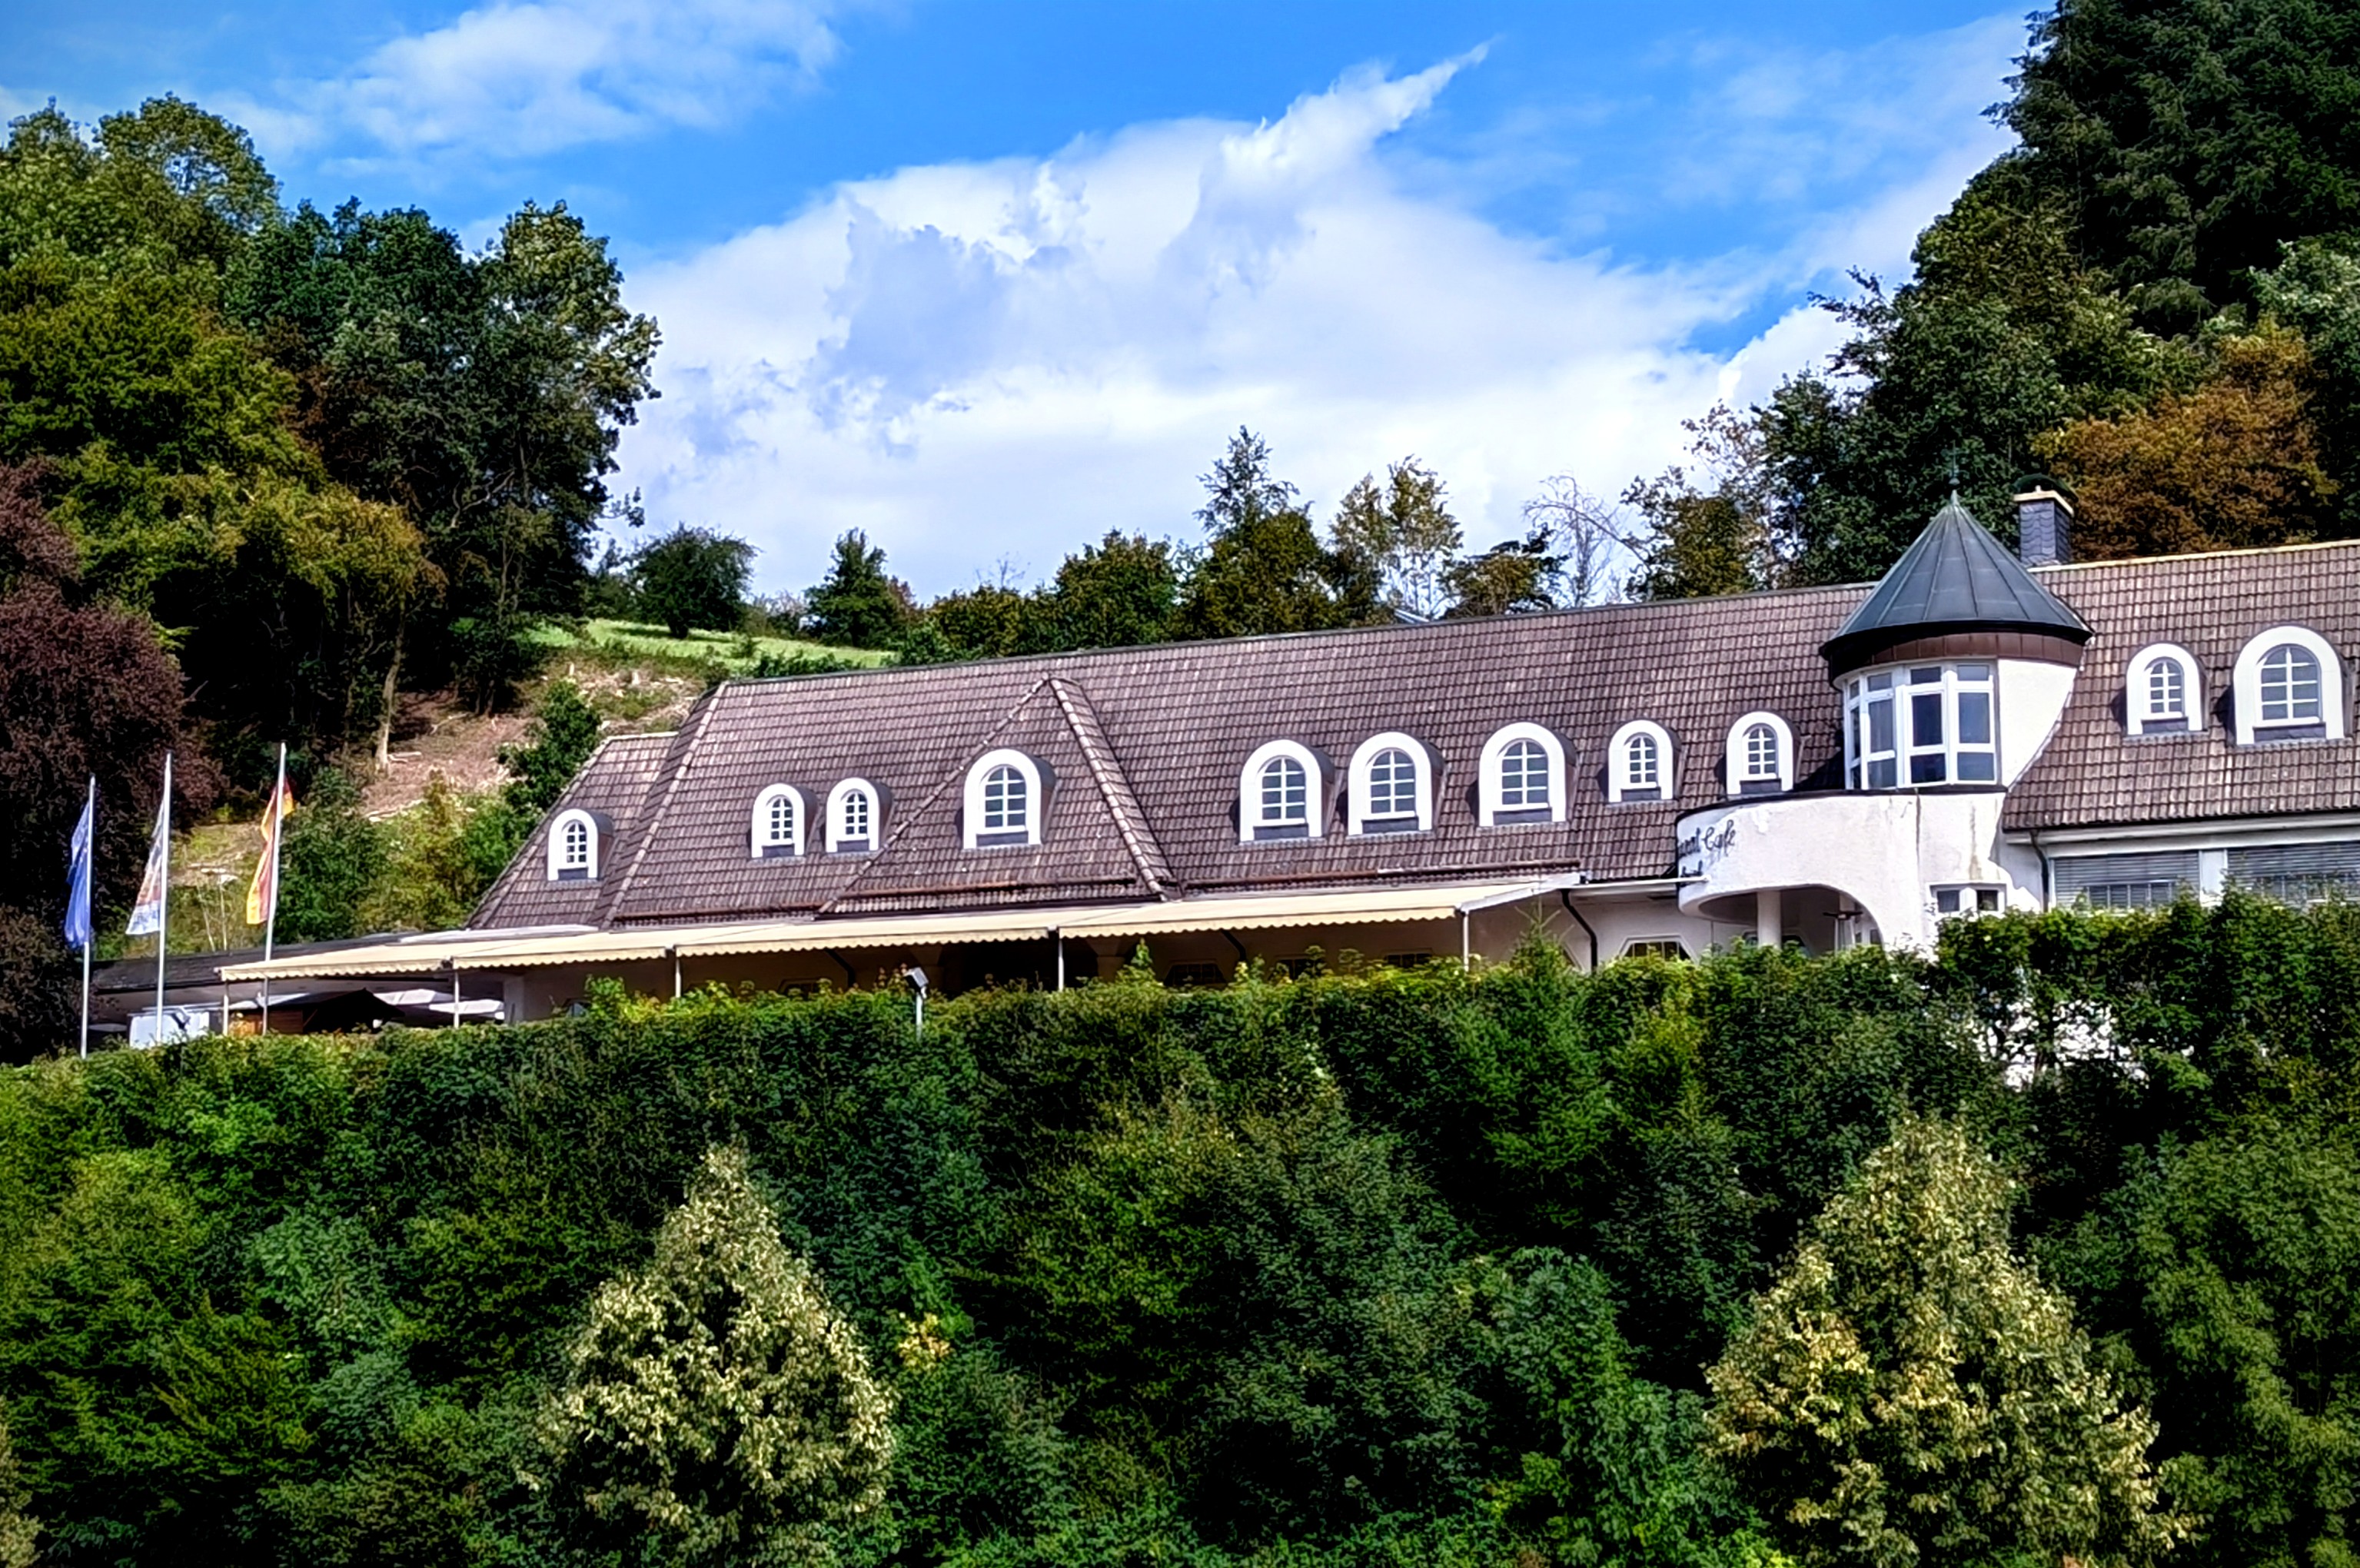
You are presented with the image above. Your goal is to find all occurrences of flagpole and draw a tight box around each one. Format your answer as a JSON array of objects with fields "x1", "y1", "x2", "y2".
[
  {"x1": 153, "y1": 751, "x2": 171, "y2": 1041},
  {"x1": 261, "y1": 742, "x2": 285, "y2": 1036},
  {"x1": 79, "y1": 776, "x2": 94, "y2": 1060}
]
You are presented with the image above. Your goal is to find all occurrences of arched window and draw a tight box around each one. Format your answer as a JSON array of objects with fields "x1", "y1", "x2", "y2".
[
  {"x1": 1723, "y1": 711, "x2": 1794, "y2": 796},
  {"x1": 1477, "y1": 723, "x2": 1567, "y2": 825},
  {"x1": 1606, "y1": 720, "x2": 1674, "y2": 802},
  {"x1": 2231, "y1": 626, "x2": 2345, "y2": 744},
  {"x1": 1238, "y1": 739, "x2": 1325, "y2": 841},
  {"x1": 749, "y1": 784, "x2": 805, "y2": 858},
  {"x1": 826, "y1": 778, "x2": 883, "y2": 853},
  {"x1": 2125, "y1": 643, "x2": 2200, "y2": 736},
  {"x1": 1346, "y1": 733, "x2": 1434, "y2": 835},
  {"x1": 2262, "y1": 645, "x2": 2322, "y2": 721},
  {"x1": 547, "y1": 809, "x2": 602, "y2": 881},
  {"x1": 963, "y1": 749, "x2": 1046, "y2": 848}
]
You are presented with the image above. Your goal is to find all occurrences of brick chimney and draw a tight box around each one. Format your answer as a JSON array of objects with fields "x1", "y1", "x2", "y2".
[{"x1": 2013, "y1": 484, "x2": 2073, "y2": 566}]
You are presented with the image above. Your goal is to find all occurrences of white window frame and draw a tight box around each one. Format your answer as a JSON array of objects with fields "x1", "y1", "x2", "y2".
[
  {"x1": 1346, "y1": 732, "x2": 1434, "y2": 835},
  {"x1": 1931, "y1": 884, "x2": 2005, "y2": 921},
  {"x1": 1723, "y1": 711, "x2": 1795, "y2": 796},
  {"x1": 547, "y1": 808, "x2": 600, "y2": 881},
  {"x1": 1238, "y1": 739, "x2": 1325, "y2": 842},
  {"x1": 2125, "y1": 643, "x2": 2201, "y2": 736},
  {"x1": 1477, "y1": 723, "x2": 1566, "y2": 826},
  {"x1": 963, "y1": 749, "x2": 1045, "y2": 849},
  {"x1": 2232, "y1": 626, "x2": 2345, "y2": 743},
  {"x1": 749, "y1": 784, "x2": 806, "y2": 859},
  {"x1": 1843, "y1": 663, "x2": 1999, "y2": 788},
  {"x1": 1606, "y1": 720, "x2": 1674, "y2": 802},
  {"x1": 825, "y1": 777, "x2": 882, "y2": 853}
]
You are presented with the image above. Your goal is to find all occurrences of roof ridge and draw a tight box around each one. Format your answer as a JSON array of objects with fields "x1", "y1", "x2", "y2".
[
  {"x1": 819, "y1": 673, "x2": 1058, "y2": 915},
  {"x1": 604, "y1": 689, "x2": 726, "y2": 918},
  {"x1": 1049, "y1": 674, "x2": 1172, "y2": 898}
]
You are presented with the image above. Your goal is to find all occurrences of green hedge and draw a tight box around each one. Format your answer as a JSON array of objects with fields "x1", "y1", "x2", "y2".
[{"x1": 2, "y1": 895, "x2": 2357, "y2": 1565}]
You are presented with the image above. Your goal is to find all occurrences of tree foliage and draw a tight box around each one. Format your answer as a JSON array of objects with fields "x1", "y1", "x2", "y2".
[
  {"x1": 632, "y1": 526, "x2": 754, "y2": 639},
  {"x1": 12, "y1": 803, "x2": 2360, "y2": 1566},
  {"x1": 1707, "y1": 1116, "x2": 2189, "y2": 1568},
  {"x1": 540, "y1": 1144, "x2": 894, "y2": 1565},
  {"x1": 2039, "y1": 325, "x2": 2338, "y2": 557},
  {"x1": 804, "y1": 530, "x2": 916, "y2": 650}
]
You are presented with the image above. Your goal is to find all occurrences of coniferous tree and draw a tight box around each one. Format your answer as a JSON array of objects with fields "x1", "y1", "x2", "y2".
[
  {"x1": 804, "y1": 530, "x2": 915, "y2": 649},
  {"x1": 1707, "y1": 1117, "x2": 2189, "y2": 1568},
  {"x1": 540, "y1": 1146, "x2": 894, "y2": 1566}
]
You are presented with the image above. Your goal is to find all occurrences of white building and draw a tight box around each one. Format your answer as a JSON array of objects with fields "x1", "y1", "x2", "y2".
[{"x1": 229, "y1": 491, "x2": 2360, "y2": 1022}]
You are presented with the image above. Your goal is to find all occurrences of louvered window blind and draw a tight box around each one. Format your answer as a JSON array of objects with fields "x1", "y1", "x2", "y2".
[{"x1": 2053, "y1": 851, "x2": 2199, "y2": 909}]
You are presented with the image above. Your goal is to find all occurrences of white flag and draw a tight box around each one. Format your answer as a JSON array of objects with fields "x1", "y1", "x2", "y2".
[{"x1": 125, "y1": 770, "x2": 170, "y2": 937}]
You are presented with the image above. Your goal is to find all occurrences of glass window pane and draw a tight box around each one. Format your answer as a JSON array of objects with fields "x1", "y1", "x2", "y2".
[
  {"x1": 1957, "y1": 690, "x2": 1992, "y2": 745},
  {"x1": 1957, "y1": 750, "x2": 1996, "y2": 782},
  {"x1": 1910, "y1": 667, "x2": 1943, "y2": 685},
  {"x1": 1956, "y1": 663, "x2": 1992, "y2": 683},
  {"x1": 1868, "y1": 696, "x2": 1893, "y2": 752},
  {"x1": 1911, "y1": 690, "x2": 1944, "y2": 746},
  {"x1": 1869, "y1": 758, "x2": 1896, "y2": 789},
  {"x1": 1910, "y1": 752, "x2": 1947, "y2": 784},
  {"x1": 1868, "y1": 673, "x2": 1892, "y2": 692},
  {"x1": 1936, "y1": 889, "x2": 1960, "y2": 913}
]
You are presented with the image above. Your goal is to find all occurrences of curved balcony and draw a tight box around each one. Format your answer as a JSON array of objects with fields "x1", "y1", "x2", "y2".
[{"x1": 1674, "y1": 788, "x2": 2013, "y2": 951}]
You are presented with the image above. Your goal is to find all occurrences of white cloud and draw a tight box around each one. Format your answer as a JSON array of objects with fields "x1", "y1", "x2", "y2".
[
  {"x1": 248, "y1": 0, "x2": 845, "y2": 161},
  {"x1": 616, "y1": 30, "x2": 2018, "y2": 595}
]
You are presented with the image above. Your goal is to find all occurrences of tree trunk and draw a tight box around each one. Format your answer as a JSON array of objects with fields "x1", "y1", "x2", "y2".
[{"x1": 374, "y1": 615, "x2": 405, "y2": 774}]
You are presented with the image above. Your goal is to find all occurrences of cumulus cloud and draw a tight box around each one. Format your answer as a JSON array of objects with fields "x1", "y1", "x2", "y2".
[
  {"x1": 617, "y1": 28, "x2": 2016, "y2": 594},
  {"x1": 248, "y1": 0, "x2": 845, "y2": 161}
]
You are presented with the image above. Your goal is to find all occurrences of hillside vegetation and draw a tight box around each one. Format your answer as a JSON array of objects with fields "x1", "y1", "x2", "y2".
[{"x1": 2, "y1": 899, "x2": 2357, "y2": 1565}]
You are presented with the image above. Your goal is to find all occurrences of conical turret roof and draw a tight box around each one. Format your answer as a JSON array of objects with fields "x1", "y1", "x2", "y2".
[{"x1": 1822, "y1": 497, "x2": 2089, "y2": 674}]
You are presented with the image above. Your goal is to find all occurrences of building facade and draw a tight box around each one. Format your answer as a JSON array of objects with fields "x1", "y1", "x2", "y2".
[{"x1": 228, "y1": 493, "x2": 2360, "y2": 1022}]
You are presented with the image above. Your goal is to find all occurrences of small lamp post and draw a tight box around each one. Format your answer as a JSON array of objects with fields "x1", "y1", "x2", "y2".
[{"x1": 907, "y1": 966, "x2": 929, "y2": 1038}]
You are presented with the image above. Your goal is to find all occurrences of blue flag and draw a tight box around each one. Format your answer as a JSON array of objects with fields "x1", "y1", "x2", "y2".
[{"x1": 64, "y1": 782, "x2": 94, "y2": 952}]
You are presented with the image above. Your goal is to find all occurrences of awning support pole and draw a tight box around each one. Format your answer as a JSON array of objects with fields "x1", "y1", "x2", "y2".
[
  {"x1": 671, "y1": 946, "x2": 681, "y2": 1000},
  {"x1": 1053, "y1": 929, "x2": 1065, "y2": 992},
  {"x1": 448, "y1": 958, "x2": 460, "y2": 1028},
  {"x1": 1461, "y1": 912, "x2": 1471, "y2": 969}
]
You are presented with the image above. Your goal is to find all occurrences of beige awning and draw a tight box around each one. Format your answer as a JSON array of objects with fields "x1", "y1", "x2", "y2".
[
  {"x1": 221, "y1": 878, "x2": 1571, "y2": 983},
  {"x1": 1058, "y1": 879, "x2": 1566, "y2": 938}
]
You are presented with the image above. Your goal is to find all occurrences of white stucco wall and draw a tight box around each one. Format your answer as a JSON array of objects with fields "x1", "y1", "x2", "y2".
[
  {"x1": 1677, "y1": 789, "x2": 2027, "y2": 950},
  {"x1": 1998, "y1": 660, "x2": 2078, "y2": 784}
]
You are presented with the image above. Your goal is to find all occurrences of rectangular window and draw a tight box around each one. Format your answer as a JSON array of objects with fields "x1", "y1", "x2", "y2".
[{"x1": 2053, "y1": 851, "x2": 2199, "y2": 909}]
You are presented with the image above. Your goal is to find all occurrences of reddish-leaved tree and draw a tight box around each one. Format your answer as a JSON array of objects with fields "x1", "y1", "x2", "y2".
[{"x1": 0, "y1": 465, "x2": 209, "y2": 1056}]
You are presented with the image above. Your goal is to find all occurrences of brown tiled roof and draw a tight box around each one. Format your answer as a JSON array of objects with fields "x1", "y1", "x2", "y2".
[
  {"x1": 2004, "y1": 541, "x2": 2360, "y2": 832},
  {"x1": 469, "y1": 732, "x2": 674, "y2": 928},
  {"x1": 469, "y1": 540, "x2": 2359, "y2": 933}
]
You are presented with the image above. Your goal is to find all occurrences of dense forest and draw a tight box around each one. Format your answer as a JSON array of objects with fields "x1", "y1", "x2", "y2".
[{"x1": 0, "y1": 900, "x2": 2355, "y2": 1565}]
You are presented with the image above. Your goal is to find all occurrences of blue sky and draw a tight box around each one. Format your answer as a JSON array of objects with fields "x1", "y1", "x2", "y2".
[{"x1": 4, "y1": 0, "x2": 2024, "y2": 595}]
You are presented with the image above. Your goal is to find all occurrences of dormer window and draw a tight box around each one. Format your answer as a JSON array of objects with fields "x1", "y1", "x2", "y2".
[
  {"x1": 1843, "y1": 664, "x2": 1996, "y2": 787},
  {"x1": 1238, "y1": 740, "x2": 1325, "y2": 841},
  {"x1": 1477, "y1": 723, "x2": 1566, "y2": 825},
  {"x1": 1724, "y1": 712, "x2": 1794, "y2": 796},
  {"x1": 750, "y1": 785, "x2": 805, "y2": 859},
  {"x1": 1346, "y1": 733, "x2": 1434, "y2": 835},
  {"x1": 826, "y1": 778, "x2": 883, "y2": 853},
  {"x1": 2231, "y1": 627, "x2": 2345, "y2": 744},
  {"x1": 963, "y1": 749, "x2": 1045, "y2": 849},
  {"x1": 2126, "y1": 644, "x2": 2199, "y2": 736},
  {"x1": 1606, "y1": 720, "x2": 1673, "y2": 802},
  {"x1": 2261, "y1": 645, "x2": 2322, "y2": 723},
  {"x1": 547, "y1": 809, "x2": 602, "y2": 881}
]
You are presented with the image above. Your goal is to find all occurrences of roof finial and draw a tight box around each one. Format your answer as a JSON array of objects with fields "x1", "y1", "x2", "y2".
[{"x1": 1944, "y1": 450, "x2": 1961, "y2": 503}]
